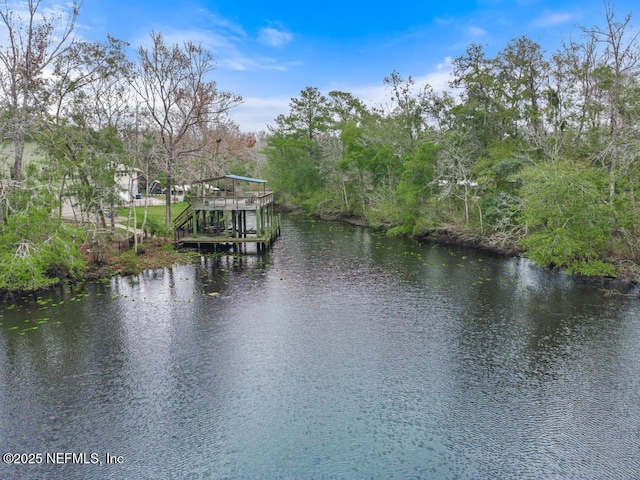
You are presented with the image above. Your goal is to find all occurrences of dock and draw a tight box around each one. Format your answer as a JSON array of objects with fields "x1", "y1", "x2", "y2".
[{"x1": 174, "y1": 174, "x2": 280, "y2": 252}]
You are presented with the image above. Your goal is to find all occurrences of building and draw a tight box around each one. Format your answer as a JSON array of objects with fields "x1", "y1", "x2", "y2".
[{"x1": 114, "y1": 164, "x2": 142, "y2": 202}]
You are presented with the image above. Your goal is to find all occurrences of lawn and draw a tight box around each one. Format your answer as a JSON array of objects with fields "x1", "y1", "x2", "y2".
[{"x1": 118, "y1": 202, "x2": 189, "y2": 225}]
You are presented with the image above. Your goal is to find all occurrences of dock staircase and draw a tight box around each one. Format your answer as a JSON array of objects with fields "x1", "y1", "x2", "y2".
[{"x1": 173, "y1": 204, "x2": 193, "y2": 231}]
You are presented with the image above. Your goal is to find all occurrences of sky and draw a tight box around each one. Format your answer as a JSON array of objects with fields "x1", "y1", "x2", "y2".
[{"x1": 72, "y1": 0, "x2": 638, "y2": 132}]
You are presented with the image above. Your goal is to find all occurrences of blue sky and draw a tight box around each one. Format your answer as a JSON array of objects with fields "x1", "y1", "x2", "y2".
[{"x1": 76, "y1": 0, "x2": 638, "y2": 132}]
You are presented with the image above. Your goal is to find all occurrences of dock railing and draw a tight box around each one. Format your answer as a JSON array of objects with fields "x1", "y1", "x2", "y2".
[{"x1": 191, "y1": 191, "x2": 273, "y2": 211}]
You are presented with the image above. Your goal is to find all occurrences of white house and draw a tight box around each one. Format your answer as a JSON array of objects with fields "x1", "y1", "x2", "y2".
[{"x1": 114, "y1": 164, "x2": 142, "y2": 202}]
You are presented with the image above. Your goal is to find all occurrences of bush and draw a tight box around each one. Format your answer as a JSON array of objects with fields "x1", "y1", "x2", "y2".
[
  {"x1": 0, "y1": 209, "x2": 86, "y2": 292},
  {"x1": 565, "y1": 259, "x2": 616, "y2": 277},
  {"x1": 518, "y1": 161, "x2": 615, "y2": 276},
  {"x1": 142, "y1": 216, "x2": 170, "y2": 238},
  {"x1": 387, "y1": 224, "x2": 413, "y2": 237}
]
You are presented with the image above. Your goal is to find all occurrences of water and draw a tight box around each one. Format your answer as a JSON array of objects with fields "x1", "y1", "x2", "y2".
[{"x1": 1, "y1": 215, "x2": 639, "y2": 479}]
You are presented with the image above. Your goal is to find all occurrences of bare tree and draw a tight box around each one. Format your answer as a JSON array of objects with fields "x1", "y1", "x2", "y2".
[
  {"x1": 131, "y1": 32, "x2": 242, "y2": 228},
  {"x1": 0, "y1": 0, "x2": 79, "y2": 183},
  {"x1": 436, "y1": 133, "x2": 478, "y2": 227},
  {"x1": 585, "y1": 2, "x2": 640, "y2": 198},
  {"x1": 49, "y1": 36, "x2": 134, "y2": 129},
  {"x1": 23, "y1": 34, "x2": 134, "y2": 237}
]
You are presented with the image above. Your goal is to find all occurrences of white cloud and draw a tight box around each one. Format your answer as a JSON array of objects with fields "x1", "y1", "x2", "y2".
[
  {"x1": 132, "y1": 28, "x2": 297, "y2": 73},
  {"x1": 258, "y1": 27, "x2": 293, "y2": 47},
  {"x1": 229, "y1": 95, "x2": 291, "y2": 132},
  {"x1": 435, "y1": 17, "x2": 454, "y2": 26},
  {"x1": 221, "y1": 55, "x2": 301, "y2": 72},
  {"x1": 436, "y1": 56, "x2": 453, "y2": 71},
  {"x1": 347, "y1": 58, "x2": 454, "y2": 110},
  {"x1": 199, "y1": 10, "x2": 248, "y2": 38},
  {"x1": 119, "y1": 7, "x2": 297, "y2": 72},
  {"x1": 414, "y1": 64, "x2": 453, "y2": 93},
  {"x1": 468, "y1": 25, "x2": 487, "y2": 37},
  {"x1": 532, "y1": 11, "x2": 576, "y2": 27},
  {"x1": 163, "y1": 29, "x2": 238, "y2": 51},
  {"x1": 228, "y1": 59, "x2": 454, "y2": 132}
]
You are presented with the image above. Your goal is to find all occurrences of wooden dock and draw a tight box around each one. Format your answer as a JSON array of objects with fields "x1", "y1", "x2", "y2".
[
  {"x1": 175, "y1": 214, "x2": 281, "y2": 252},
  {"x1": 174, "y1": 174, "x2": 280, "y2": 252}
]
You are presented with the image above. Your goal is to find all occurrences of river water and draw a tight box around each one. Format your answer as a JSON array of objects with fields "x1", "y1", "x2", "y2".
[{"x1": 1, "y1": 215, "x2": 639, "y2": 479}]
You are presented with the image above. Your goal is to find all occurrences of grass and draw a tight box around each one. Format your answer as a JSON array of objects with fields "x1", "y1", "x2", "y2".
[{"x1": 118, "y1": 202, "x2": 189, "y2": 225}]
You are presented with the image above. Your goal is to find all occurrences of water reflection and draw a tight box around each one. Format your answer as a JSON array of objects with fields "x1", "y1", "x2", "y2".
[{"x1": 1, "y1": 215, "x2": 639, "y2": 479}]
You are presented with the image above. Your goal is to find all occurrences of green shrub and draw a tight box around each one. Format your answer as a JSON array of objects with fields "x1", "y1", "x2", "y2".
[
  {"x1": 518, "y1": 161, "x2": 614, "y2": 276},
  {"x1": 387, "y1": 224, "x2": 413, "y2": 237},
  {"x1": 0, "y1": 209, "x2": 86, "y2": 292},
  {"x1": 142, "y1": 216, "x2": 170, "y2": 238},
  {"x1": 565, "y1": 259, "x2": 616, "y2": 277}
]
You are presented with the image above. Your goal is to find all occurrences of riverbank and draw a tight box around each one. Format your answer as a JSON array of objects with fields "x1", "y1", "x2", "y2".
[
  {"x1": 294, "y1": 206, "x2": 640, "y2": 287},
  {"x1": 1, "y1": 237, "x2": 203, "y2": 298},
  {"x1": 2, "y1": 208, "x2": 636, "y2": 297},
  {"x1": 299, "y1": 207, "x2": 522, "y2": 255},
  {"x1": 64, "y1": 201, "x2": 640, "y2": 297},
  {"x1": 82, "y1": 237, "x2": 200, "y2": 280}
]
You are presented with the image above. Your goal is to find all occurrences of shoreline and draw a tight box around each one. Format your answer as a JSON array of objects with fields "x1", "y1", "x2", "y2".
[
  {"x1": 81, "y1": 237, "x2": 200, "y2": 280},
  {"x1": 0, "y1": 237, "x2": 200, "y2": 299},
  {"x1": 300, "y1": 208, "x2": 640, "y2": 291},
  {"x1": 2, "y1": 211, "x2": 639, "y2": 297}
]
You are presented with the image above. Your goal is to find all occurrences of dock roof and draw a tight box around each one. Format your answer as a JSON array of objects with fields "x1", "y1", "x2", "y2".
[{"x1": 194, "y1": 174, "x2": 268, "y2": 184}]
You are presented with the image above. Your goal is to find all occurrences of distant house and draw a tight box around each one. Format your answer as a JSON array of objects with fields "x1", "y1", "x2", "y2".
[
  {"x1": 437, "y1": 179, "x2": 479, "y2": 187},
  {"x1": 114, "y1": 164, "x2": 142, "y2": 202}
]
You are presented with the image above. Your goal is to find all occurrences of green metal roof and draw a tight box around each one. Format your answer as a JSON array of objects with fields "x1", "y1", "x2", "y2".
[
  {"x1": 195, "y1": 174, "x2": 268, "y2": 184},
  {"x1": 224, "y1": 174, "x2": 268, "y2": 183}
]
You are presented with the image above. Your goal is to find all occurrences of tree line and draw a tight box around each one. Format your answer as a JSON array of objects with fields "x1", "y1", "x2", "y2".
[
  {"x1": 1, "y1": 1, "x2": 638, "y2": 292},
  {"x1": 264, "y1": 3, "x2": 640, "y2": 278},
  {"x1": 0, "y1": 0, "x2": 255, "y2": 291}
]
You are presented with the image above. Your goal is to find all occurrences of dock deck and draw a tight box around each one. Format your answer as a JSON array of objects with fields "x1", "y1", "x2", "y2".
[
  {"x1": 176, "y1": 214, "x2": 280, "y2": 252},
  {"x1": 173, "y1": 175, "x2": 280, "y2": 252}
]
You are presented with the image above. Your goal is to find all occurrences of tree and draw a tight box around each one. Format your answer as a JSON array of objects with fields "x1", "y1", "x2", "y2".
[
  {"x1": 282, "y1": 86, "x2": 331, "y2": 139},
  {"x1": 519, "y1": 160, "x2": 615, "y2": 275},
  {"x1": 494, "y1": 36, "x2": 549, "y2": 140},
  {"x1": 393, "y1": 142, "x2": 439, "y2": 231},
  {"x1": 436, "y1": 131, "x2": 481, "y2": 227},
  {"x1": 132, "y1": 32, "x2": 241, "y2": 228},
  {"x1": 0, "y1": 206, "x2": 85, "y2": 291},
  {"x1": 265, "y1": 87, "x2": 331, "y2": 205},
  {"x1": 584, "y1": 2, "x2": 640, "y2": 198},
  {"x1": 264, "y1": 128, "x2": 322, "y2": 201},
  {"x1": 275, "y1": 86, "x2": 331, "y2": 168},
  {"x1": 0, "y1": 0, "x2": 79, "y2": 183},
  {"x1": 380, "y1": 70, "x2": 434, "y2": 154},
  {"x1": 37, "y1": 36, "x2": 133, "y2": 223},
  {"x1": 450, "y1": 38, "x2": 549, "y2": 147},
  {"x1": 327, "y1": 90, "x2": 368, "y2": 129},
  {"x1": 36, "y1": 122, "x2": 125, "y2": 227},
  {"x1": 450, "y1": 43, "x2": 507, "y2": 144},
  {"x1": 337, "y1": 121, "x2": 377, "y2": 215},
  {"x1": 321, "y1": 91, "x2": 369, "y2": 212},
  {"x1": 48, "y1": 36, "x2": 134, "y2": 130}
]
